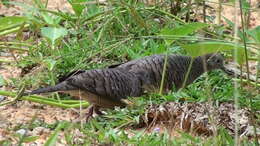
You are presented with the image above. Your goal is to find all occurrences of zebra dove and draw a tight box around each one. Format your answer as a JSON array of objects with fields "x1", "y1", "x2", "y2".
[
  {"x1": 25, "y1": 68, "x2": 150, "y2": 120},
  {"x1": 110, "y1": 53, "x2": 231, "y2": 93}
]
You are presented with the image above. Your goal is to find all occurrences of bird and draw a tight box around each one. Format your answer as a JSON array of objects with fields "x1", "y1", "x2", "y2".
[
  {"x1": 109, "y1": 53, "x2": 232, "y2": 93},
  {"x1": 25, "y1": 68, "x2": 151, "y2": 120}
]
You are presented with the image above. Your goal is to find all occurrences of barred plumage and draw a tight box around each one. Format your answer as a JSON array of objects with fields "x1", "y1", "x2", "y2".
[
  {"x1": 112, "y1": 53, "x2": 227, "y2": 93},
  {"x1": 26, "y1": 68, "x2": 150, "y2": 119}
]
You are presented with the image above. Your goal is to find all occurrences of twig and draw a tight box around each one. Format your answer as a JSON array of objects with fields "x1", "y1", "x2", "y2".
[
  {"x1": 159, "y1": 53, "x2": 168, "y2": 95},
  {"x1": 217, "y1": 0, "x2": 222, "y2": 24},
  {"x1": 203, "y1": 1, "x2": 206, "y2": 23},
  {"x1": 0, "y1": 24, "x2": 30, "y2": 36},
  {"x1": 185, "y1": 0, "x2": 192, "y2": 22},
  {"x1": 0, "y1": 90, "x2": 89, "y2": 108},
  {"x1": 0, "y1": 45, "x2": 29, "y2": 52},
  {"x1": 233, "y1": 78, "x2": 260, "y2": 87},
  {"x1": 239, "y1": 0, "x2": 259, "y2": 144},
  {"x1": 239, "y1": 0, "x2": 250, "y2": 81},
  {"x1": 225, "y1": 63, "x2": 259, "y2": 82},
  {"x1": 246, "y1": 0, "x2": 252, "y2": 29},
  {"x1": 0, "y1": 42, "x2": 33, "y2": 47},
  {"x1": 181, "y1": 58, "x2": 194, "y2": 90},
  {"x1": 0, "y1": 59, "x2": 12, "y2": 63},
  {"x1": 0, "y1": 85, "x2": 25, "y2": 106}
]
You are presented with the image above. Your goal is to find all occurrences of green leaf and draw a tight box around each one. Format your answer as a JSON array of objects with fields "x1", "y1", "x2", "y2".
[
  {"x1": 1, "y1": 0, "x2": 11, "y2": 6},
  {"x1": 241, "y1": 0, "x2": 250, "y2": 11},
  {"x1": 159, "y1": 22, "x2": 209, "y2": 45},
  {"x1": 41, "y1": 13, "x2": 62, "y2": 25},
  {"x1": 85, "y1": 2, "x2": 101, "y2": 17},
  {"x1": 0, "y1": 16, "x2": 27, "y2": 32},
  {"x1": 0, "y1": 75, "x2": 5, "y2": 86},
  {"x1": 43, "y1": 59, "x2": 57, "y2": 71},
  {"x1": 248, "y1": 26, "x2": 260, "y2": 44},
  {"x1": 0, "y1": 140, "x2": 11, "y2": 145},
  {"x1": 44, "y1": 122, "x2": 70, "y2": 146},
  {"x1": 181, "y1": 41, "x2": 245, "y2": 65},
  {"x1": 33, "y1": 0, "x2": 45, "y2": 8},
  {"x1": 128, "y1": 6, "x2": 147, "y2": 29},
  {"x1": 22, "y1": 136, "x2": 39, "y2": 143},
  {"x1": 41, "y1": 27, "x2": 68, "y2": 46},
  {"x1": 67, "y1": 0, "x2": 86, "y2": 16},
  {"x1": 223, "y1": 17, "x2": 243, "y2": 38}
]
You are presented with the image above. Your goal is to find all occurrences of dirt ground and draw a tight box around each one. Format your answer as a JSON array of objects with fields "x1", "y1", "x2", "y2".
[
  {"x1": 0, "y1": 0, "x2": 260, "y2": 145},
  {"x1": 0, "y1": 0, "x2": 72, "y2": 16},
  {"x1": 209, "y1": 0, "x2": 260, "y2": 28}
]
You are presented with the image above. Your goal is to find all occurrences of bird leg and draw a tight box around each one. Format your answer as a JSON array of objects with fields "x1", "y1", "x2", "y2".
[
  {"x1": 93, "y1": 106, "x2": 103, "y2": 115},
  {"x1": 85, "y1": 104, "x2": 95, "y2": 121},
  {"x1": 85, "y1": 105, "x2": 104, "y2": 121},
  {"x1": 71, "y1": 104, "x2": 104, "y2": 122},
  {"x1": 71, "y1": 104, "x2": 95, "y2": 123}
]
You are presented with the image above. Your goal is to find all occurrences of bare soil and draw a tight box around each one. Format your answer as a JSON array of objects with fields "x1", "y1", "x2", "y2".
[{"x1": 0, "y1": 0, "x2": 259, "y2": 145}]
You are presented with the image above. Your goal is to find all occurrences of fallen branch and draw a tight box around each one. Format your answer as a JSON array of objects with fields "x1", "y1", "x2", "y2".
[{"x1": 225, "y1": 62, "x2": 259, "y2": 84}]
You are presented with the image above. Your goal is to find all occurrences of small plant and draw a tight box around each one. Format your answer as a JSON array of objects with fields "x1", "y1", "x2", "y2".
[{"x1": 0, "y1": 0, "x2": 259, "y2": 145}]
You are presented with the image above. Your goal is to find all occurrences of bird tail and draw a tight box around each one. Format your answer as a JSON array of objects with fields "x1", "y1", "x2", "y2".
[{"x1": 24, "y1": 81, "x2": 76, "y2": 96}]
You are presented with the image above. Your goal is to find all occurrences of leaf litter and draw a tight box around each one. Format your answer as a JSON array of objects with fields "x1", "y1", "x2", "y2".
[
  {"x1": 138, "y1": 102, "x2": 260, "y2": 139},
  {"x1": 0, "y1": 0, "x2": 260, "y2": 144}
]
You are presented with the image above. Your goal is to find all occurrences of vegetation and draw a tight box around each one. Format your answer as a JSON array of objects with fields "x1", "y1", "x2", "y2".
[{"x1": 0, "y1": 0, "x2": 259, "y2": 145}]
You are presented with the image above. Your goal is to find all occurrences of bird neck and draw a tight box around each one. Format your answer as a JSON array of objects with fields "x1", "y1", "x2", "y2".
[{"x1": 184, "y1": 56, "x2": 209, "y2": 85}]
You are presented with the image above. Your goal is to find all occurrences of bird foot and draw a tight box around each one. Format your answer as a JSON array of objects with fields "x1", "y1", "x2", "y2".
[
  {"x1": 86, "y1": 105, "x2": 104, "y2": 121},
  {"x1": 85, "y1": 105, "x2": 95, "y2": 122},
  {"x1": 72, "y1": 105, "x2": 103, "y2": 123}
]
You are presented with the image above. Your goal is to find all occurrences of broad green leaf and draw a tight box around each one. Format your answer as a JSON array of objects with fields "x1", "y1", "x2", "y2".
[
  {"x1": 248, "y1": 26, "x2": 260, "y2": 44},
  {"x1": 43, "y1": 59, "x2": 57, "y2": 71},
  {"x1": 41, "y1": 13, "x2": 53, "y2": 25},
  {"x1": 67, "y1": 0, "x2": 86, "y2": 16},
  {"x1": 159, "y1": 22, "x2": 209, "y2": 45},
  {"x1": 41, "y1": 13, "x2": 61, "y2": 25},
  {"x1": 41, "y1": 27, "x2": 68, "y2": 45},
  {"x1": 181, "y1": 42, "x2": 245, "y2": 65},
  {"x1": 0, "y1": 16, "x2": 27, "y2": 32}
]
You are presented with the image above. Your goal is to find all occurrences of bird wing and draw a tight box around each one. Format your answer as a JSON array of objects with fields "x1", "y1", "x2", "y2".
[
  {"x1": 58, "y1": 70, "x2": 86, "y2": 82},
  {"x1": 113, "y1": 55, "x2": 165, "y2": 86},
  {"x1": 67, "y1": 69, "x2": 139, "y2": 102}
]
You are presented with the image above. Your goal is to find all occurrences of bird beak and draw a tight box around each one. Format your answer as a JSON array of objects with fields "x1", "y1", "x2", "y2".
[{"x1": 221, "y1": 66, "x2": 235, "y2": 76}]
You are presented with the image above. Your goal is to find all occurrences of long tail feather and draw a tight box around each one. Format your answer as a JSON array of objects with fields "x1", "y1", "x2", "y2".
[{"x1": 25, "y1": 81, "x2": 76, "y2": 95}]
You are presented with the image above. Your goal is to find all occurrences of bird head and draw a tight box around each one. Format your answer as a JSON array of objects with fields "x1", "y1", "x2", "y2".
[
  {"x1": 204, "y1": 53, "x2": 234, "y2": 75},
  {"x1": 205, "y1": 53, "x2": 225, "y2": 70}
]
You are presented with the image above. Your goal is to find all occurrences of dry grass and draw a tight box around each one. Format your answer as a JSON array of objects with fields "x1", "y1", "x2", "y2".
[{"x1": 139, "y1": 102, "x2": 260, "y2": 138}]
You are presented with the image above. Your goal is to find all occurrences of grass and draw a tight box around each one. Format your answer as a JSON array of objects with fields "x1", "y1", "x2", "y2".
[{"x1": 0, "y1": 0, "x2": 259, "y2": 145}]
